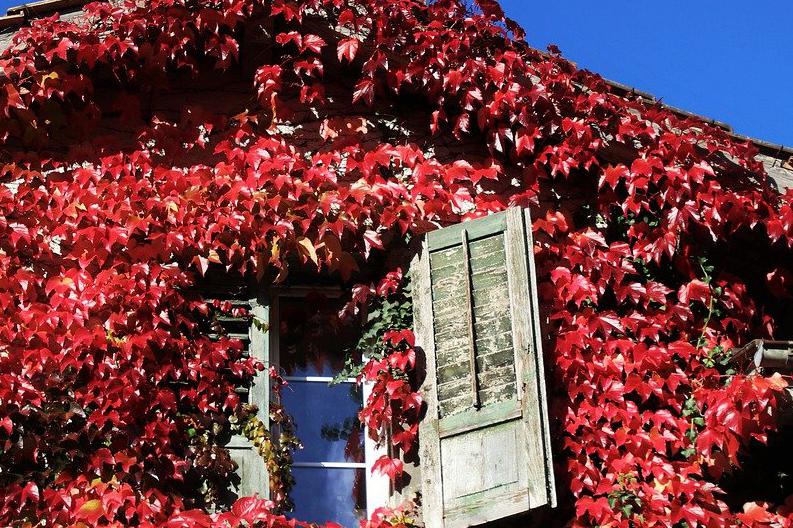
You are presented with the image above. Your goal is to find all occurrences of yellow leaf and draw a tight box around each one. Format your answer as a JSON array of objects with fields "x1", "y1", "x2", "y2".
[
  {"x1": 76, "y1": 498, "x2": 104, "y2": 523},
  {"x1": 653, "y1": 478, "x2": 669, "y2": 492},
  {"x1": 297, "y1": 237, "x2": 318, "y2": 265},
  {"x1": 769, "y1": 372, "x2": 788, "y2": 390},
  {"x1": 79, "y1": 499, "x2": 102, "y2": 514},
  {"x1": 270, "y1": 238, "x2": 280, "y2": 260}
]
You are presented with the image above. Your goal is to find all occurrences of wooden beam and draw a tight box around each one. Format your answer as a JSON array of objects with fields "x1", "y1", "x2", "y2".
[
  {"x1": 0, "y1": 13, "x2": 24, "y2": 30},
  {"x1": 731, "y1": 339, "x2": 793, "y2": 372}
]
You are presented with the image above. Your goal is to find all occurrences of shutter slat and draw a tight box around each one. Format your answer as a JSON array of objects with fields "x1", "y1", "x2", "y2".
[
  {"x1": 439, "y1": 382, "x2": 519, "y2": 418},
  {"x1": 437, "y1": 367, "x2": 516, "y2": 398},
  {"x1": 475, "y1": 348, "x2": 514, "y2": 370},
  {"x1": 474, "y1": 332, "x2": 515, "y2": 358},
  {"x1": 473, "y1": 315, "x2": 512, "y2": 335},
  {"x1": 205, "y1": 296, "x2": 270, "y2": 507},
  {"x1": 413, "y1": 207, "x2": 555, "y2": 527}
]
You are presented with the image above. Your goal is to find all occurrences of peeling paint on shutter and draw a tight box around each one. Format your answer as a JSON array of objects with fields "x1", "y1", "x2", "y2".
[
  {"x1": 412, "y1": 207, "x2": 555, "y2": 528},
  {"x1": 207, "y1": 295, "x2": 270, "y2": 506},
  {"x1": 430, "y1": 230, "x2": 517, "y2": 418}
]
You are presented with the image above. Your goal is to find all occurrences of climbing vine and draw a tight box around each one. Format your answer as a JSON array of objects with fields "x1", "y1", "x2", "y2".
[
  {"x1": 0, "y1": 0, "x2": 792, "y2": 526},
  {"x1": 233, "y1": 371, "x2": 300, "y2": 513},
  {"x1": 336, "y1": 270, "x2": 413, "y2": 382}
]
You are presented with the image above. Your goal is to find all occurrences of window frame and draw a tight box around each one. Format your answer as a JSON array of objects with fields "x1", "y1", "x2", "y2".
[{"x1": 268, "y1": 287, "x2": 390, "y2": 521}]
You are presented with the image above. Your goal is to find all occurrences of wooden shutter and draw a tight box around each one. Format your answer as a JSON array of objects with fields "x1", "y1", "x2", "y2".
[
  {"x1": 211, "y1": 297, "x2": 270, "y2": 504},
  {"x1": 412, "y1": 207, "x2": 555, "y2": 527}
]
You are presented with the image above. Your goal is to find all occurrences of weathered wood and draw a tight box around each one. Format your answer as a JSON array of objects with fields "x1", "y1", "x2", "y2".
[
  {"x1": 431, "y1": 230, "x2": 516, "y2": 418},
  {"x1": 427, "y1": 211, "x2": 508, "y2": 252},
  {"x1": 437, "y1": 367, "x2": 515, "y2": 402},
  {"x1": 430, "y1": 246, "x2": 465, "y2": 276},
  {"x1": 522, "y1": 208, "x2": 557, "y2": 508},
  {"x1": 438, "y1": 399, "x2": 521, "y2": 438},
  {"x1": 413, "y1": 207, "x2": 557, "y2": 527},
  {"x1": 473, "y1": 315, "x2": 512, "y2": 336},
  {"x1": 476, "y1": 348, "x2": 514, "y2": 371},
  {"x1": 219, "y1": 299, "x2": 270, "y2": 504},
  {"x1": 444, "y1": 488, "x2": 534, "y2": 528},
  {"x1": 437, "y1": 360, "x2": 471, "y2": 385},
  {"x1": 435, "y1": 338, "x2": 472, "y2": 367},
  {"x1": 439, "y1": 383, "x2": 518, "y2": 418},
  {"x1": 441, "y1": 422, "x2": 520, "y2": 500},
  {"x1": 413, "y1": 245, "x2": 445, "y2": 528},
  {"x1": 504, "y1": 207, "x2": 547, "y2": 508},
  {"x1": 227, "y1": 444, "x2": 268, "y2": 499},
  {"x1": 474, "y1": 332, "x2": 514, "y2": 361}
]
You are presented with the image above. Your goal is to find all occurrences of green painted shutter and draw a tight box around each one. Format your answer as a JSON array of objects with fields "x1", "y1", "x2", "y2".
[
  {"x1": 412, "y1": 207, "x2": 555, "y2": 528},
  {"x1": 210, "y1": 297, "x2": 270, "y2": 505}
]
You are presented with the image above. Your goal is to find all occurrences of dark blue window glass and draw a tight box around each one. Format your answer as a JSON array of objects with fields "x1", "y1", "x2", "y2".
[
  {"x1": 289, "y1": 467, "x2": 367, "y2": 527},
  {"x1": 277, "y1": 295, "x2": 368, "y2": 527},
  {"x1": 281, "y1": 381, "x2": 364, "y2": 463}
]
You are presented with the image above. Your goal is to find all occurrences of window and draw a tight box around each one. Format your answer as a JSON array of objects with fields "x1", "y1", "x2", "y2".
[
  {"x1": 219, "y1": 207, "x2": 554, "y2": 528},
  {"x1": 221, "y1": 288, "x2": 389, "y2": 528}
]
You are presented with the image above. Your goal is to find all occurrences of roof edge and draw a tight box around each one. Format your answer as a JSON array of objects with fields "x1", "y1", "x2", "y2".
[
  {"x1": 603, "y1": 78, "x2": 793, "y2": 159},
  {"x1": 0, "y1": 0, "x2": 88, "y2": 30},
  {"x1": 0, "y1": 13, "x2": 25, "y2": 30},
  {"x1": 0, "y1": 0, "x2": 791, "y2": 159}
]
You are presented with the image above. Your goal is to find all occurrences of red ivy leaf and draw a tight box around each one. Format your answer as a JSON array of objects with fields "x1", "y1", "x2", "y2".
[
  {"x1": 337, "y1": 38, "x2": 360, "y2": 63},
  {"x1": 302, "y1": 34, "x2": 326, "y2": 54},
  {"x1": 353, "y1": 79, "x2": 375, "y2": 106},
  {"x1": 371, "y1": 455, "x2": 404, "y2": 480}
]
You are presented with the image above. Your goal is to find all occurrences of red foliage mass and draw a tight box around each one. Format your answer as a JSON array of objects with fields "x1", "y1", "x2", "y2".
[{"x1": 0, "y1": 0, "x2": 792, "y2": 526}]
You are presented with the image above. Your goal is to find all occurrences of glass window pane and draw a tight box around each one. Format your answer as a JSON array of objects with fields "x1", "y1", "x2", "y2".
[
  {"x1": 282, "y1": 380, "x2": 364, "y2": 463},
  {"x1": 289, "y1": 467, "x2": 367, "y2": 527},
  {"x1": 278, "y1": 295, "x2": 361, "y2": 377}
]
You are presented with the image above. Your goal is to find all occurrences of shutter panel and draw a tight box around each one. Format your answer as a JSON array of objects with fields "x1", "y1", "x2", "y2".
[
  {"x1": 211, "y1": 298, "x2": 270, "y2": 504},
  {"x1": 412, "y1": 207, "x2": 555, "y2": 528}
]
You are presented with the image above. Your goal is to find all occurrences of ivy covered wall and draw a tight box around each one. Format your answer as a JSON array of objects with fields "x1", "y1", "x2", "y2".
[{"x1": 0, "y1": 1, "x2": 792, "y2": 527}]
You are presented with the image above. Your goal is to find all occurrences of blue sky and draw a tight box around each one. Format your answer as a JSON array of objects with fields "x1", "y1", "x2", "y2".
[
  {"x1": 503, "y1": 0, "x2": 793, "y2": 147},
  {"x1": 1, "y1": 0, "x2": 790, "y2": 145}
]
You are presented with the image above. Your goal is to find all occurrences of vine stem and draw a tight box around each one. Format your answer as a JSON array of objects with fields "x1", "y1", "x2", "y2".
[
  {"x1": 696, "y1": 259, "x2": 717, "y2": 351},
  {"x1": 696, "y1": 290, "x2": 715, "y2": 351}
]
